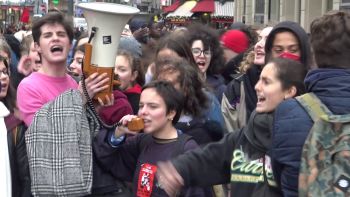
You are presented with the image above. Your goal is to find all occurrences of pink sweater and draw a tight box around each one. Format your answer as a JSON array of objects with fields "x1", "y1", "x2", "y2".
[{"x1": 17, "y1": 72, "x2": 78, "y2": 126}]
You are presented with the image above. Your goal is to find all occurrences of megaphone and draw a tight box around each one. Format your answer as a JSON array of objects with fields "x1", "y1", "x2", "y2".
[{"x1": 76, "y1": 2, "x2": 139, "y2": 102}]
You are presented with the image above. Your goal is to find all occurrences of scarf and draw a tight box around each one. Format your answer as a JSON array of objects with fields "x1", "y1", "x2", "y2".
[
  {"x1": 25, "y1": 90, "x2": 99, "y2": 196},
  {"x1": 244, "y1": 111, "x2": 274, "y2": 152},
  {"x1": 0, "y1": 102, "x2": 11, "y2": 197}
]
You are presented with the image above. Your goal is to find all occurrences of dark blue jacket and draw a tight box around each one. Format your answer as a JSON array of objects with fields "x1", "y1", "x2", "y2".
[
  {"x1": 272, "y1": 69, "x2": 350, "y2": 197},
  {"x1": 206, "y1": 74, "x2": 226, "y2": 102}
]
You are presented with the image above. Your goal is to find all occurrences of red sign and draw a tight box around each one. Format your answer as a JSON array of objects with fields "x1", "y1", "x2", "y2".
[
  {"x1": 20, "y1": 7, "x2": 30, "y2": 23},
  {"x1": 137, "y1": 163, "x2": 157, "y2": 197}
]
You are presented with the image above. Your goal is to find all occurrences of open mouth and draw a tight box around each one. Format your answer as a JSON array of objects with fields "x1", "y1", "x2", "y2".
[
  {"x1": 50, "y1": 46, "x2": 63, "y2": 53},
  {"x1": 68, "y1": 71, "x2": 80, "y2": 77},
  {"x1": 197, "y1": 61, "x2": 206, "y2": 67},
  {"x1": 256, "y1": 51, "x2": 265, "y2": 56},
  {"x1": 2, "y1": 83, "x2": 7, "y2": 88},
  {"x1": 257, "y1": 96, "x2": 266, "y2": 103},
  {"x1": 142, "y1": 119, "x2": 151, "y2": 128}
]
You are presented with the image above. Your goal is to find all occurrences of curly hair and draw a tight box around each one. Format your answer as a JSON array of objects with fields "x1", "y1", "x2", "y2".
[
  {"x1": 155, "y1": 58, "x2": 209, "y2": 117},
  {"x1": 186, "y1": 23, "x2": 225, "y2": 75},
  {"x1": 238, "y1": 49, "x2": 255, "y2": 73},
  {"x1": 155, "y1": 32, "x2": 197, "y2": 68},
  {"x1": 310, "y1": 10, "x2": 350, "y2": 69}
]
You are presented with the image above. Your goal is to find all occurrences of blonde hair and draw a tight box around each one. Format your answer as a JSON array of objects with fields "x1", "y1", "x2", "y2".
[{"x1": 239, "y1": 49, "x2": 255, "y2": 73}]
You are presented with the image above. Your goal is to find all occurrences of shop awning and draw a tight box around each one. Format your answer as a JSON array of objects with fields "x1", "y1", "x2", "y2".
[
  {"x1": 212, "y1": 1, "x2": 234, "y2": 17},
  {"x1": 163, "y1": 0, "x2": 181, "y2": 13},
  {"x1": 191, "y1": 0, "x2": 214, "y2": 13},
  {"x1": 166, "y1": 1, "x2": 197, "y2": 18}
]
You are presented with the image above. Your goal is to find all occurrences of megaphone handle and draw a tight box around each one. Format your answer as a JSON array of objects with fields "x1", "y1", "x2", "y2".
[
  {"x1": 81, "y1": 72, "x2": 118, "y2": 130},
  {"x1": 80, "y1": 43, "x2": 117, "y2": 129},
  {"x1": 83, "y1": 43, "x2": 92, "y2": 75}
]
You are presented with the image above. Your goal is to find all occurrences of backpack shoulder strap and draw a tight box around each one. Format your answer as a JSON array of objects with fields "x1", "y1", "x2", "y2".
[
  {"x1": 296, "y1": 93, "x2": 330, "y2": 122},
  {"x1": 296, "y1": 93, "x2": 350, "y2": 123},
  {"x1": 225, "y1": 73, "x2": 244, "y2": 104},
  {"x1": 232, "y1": 73, "x2": 244, "y2": 99},
  {"x1": 171, "y1": 133, "x2": 193, "y2": 157}
]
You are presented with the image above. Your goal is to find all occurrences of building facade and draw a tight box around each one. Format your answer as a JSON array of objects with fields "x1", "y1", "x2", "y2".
[
  {"x1": 0, "y1": 0, "x2": 35, "y2": 29},
  {"x1": 234, "y1": 0, "x2": 348, "y2": 32}
]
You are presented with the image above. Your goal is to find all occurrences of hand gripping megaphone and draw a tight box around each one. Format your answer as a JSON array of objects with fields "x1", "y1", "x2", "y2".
[{"x1": 76, "y1": 2, "x2": 139, "y2": 102}]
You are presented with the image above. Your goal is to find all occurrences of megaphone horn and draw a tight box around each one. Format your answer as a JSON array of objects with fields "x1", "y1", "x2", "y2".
[{"x1": 76, "y1": 2, "x2": 139, "y2": 102}]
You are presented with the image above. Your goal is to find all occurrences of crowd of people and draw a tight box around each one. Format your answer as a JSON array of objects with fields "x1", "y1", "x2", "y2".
[{"x1": 1, "y1": 8, "x2": 350, "y2": 197}]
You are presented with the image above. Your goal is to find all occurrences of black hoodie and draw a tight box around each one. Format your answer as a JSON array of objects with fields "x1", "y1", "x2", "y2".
[
  {"x1": 171, "y1": 111, "x2": 283, "y2": 197},
  {"x1": 264, "y1": 21, "x2": 312, "y2": 70}
]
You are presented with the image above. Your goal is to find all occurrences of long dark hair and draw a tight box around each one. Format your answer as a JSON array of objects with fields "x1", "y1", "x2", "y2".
[
  {"x1": 155, "y1": 33, "x2": 197, "y2": 68},
  {"x1": 0, "y1": 56, "x2": 16, "y2": 112}
]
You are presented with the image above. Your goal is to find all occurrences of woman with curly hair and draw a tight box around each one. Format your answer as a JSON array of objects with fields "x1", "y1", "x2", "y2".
[
  {"x1": 151, "y1": 33, "x2": 226, "y2": 134},
  {"x1": 186, "y1": 24, "x2": 226, "y2": 101},
  {"x1": 144, "y1": 31, "x2": 197, "y2": 84},
  {"x1": 155, "y1": 57, "x2": 224, "y2": 145}
]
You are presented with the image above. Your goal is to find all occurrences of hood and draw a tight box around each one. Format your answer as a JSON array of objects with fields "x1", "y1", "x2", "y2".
[
  {"x1": 265, "y1": 21, "x2": 311, "y2": 69},
  {"x1": 305, "y1": 69, "x2": 350, "y2": 114},
  {"x1": 112, "y1": 89, "x2": 128, "y2": 100},
  {"x1": 124, "y1": 84, "x2": 142, "y2": 94}
]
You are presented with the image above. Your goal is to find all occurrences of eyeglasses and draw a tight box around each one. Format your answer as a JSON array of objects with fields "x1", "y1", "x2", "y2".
[
  {"x1": 0, "y1": 69, "x2": 9, "y2": 77},
  {"x1": 0, "y1": 55, "x2": 9, "y2": 67},
  {"x1": 191, "y1": 48, "x2": 211, "y2": 57}
]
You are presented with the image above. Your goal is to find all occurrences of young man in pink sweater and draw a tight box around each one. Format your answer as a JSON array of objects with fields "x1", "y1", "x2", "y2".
[{"x1": 17, "y1": 12, "x2": 109, "y2": 126}]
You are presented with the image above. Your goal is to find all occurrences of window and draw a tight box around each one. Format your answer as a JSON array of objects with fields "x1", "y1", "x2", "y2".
[
  {"x1": 326, "y1": 0, "x2": 333, "y2": 11},
  {"x1": 255, "y1": 0, "x2": 264, "y2": 14},
  {"x1": 268, "y1": 0, "x2": 280, "y2": 22},
  {"x1": 341, "y1": 0, "x2": 350, "y2": 10},
  {"x1": 254, "y1": 0, "x2": 264, "y2": 24}
]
